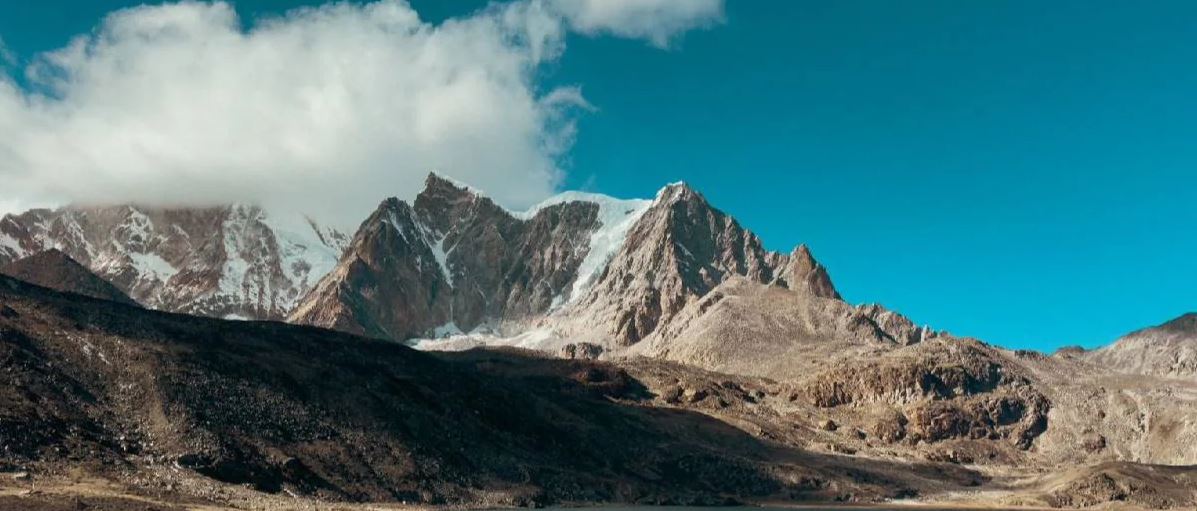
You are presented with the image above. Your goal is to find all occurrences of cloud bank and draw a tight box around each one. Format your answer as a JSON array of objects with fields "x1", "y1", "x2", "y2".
[{"x1": 0, "y1": 0, "x2": 722, "y2": 225}]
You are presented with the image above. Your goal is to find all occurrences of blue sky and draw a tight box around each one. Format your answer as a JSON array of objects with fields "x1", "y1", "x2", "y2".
[{"x1": 1, "y1": 1, "x2": 1194, "y2": 350}]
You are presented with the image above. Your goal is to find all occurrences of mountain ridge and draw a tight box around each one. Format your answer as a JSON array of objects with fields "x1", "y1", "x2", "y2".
[
  {"x1": 1086, "y1": 312, "x2": 1197, "y2": 378},
  {"x1": 2, "y1": 174, "x2": 1187, "y2": 365},
  {"x1": 289, "y1": 174, "x2": 846, "y2": 356},
  {"x1": 0, "y1": 203, "x2": 347, "y2": 320}
]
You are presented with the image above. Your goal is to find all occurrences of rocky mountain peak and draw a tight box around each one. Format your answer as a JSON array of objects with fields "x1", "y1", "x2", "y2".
[
  {"x1": 287, "y1": 196, "x2": 453, "y2": 340},
  {"x1": 413, "y1": 172, "x2": 496, "y2": 233},
  {"x1": 776, "y1": 244, "x2": 841, "y2": 300},
  {"x1": 559, "y1": 181, "x2": 789, "y2": 346},
  {"x1": 655, "y1": 181, "x2": 703, "y2": 203}
]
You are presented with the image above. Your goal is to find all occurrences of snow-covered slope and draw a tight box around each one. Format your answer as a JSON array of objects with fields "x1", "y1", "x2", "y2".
[
  {"x1": 516, "y1": 192, "x2": 653, "y2": 307},
  {"x1": 0, "y1": 204, "x2": 347, "y2": 320}
]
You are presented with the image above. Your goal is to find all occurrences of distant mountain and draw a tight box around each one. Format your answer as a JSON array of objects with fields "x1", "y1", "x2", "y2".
[
  {"x1": 1087, "y1": 313, "x2": 1197, "y2": 378},
  {"x1": 1, "y1": 248, "x2": 139, "y2": 306},
  {"x1": 0, "y1": 204, "x2": 347, "y2": 320},
  {"x1": 290, "y1": 173, "x2": 650, "y2": 339}
]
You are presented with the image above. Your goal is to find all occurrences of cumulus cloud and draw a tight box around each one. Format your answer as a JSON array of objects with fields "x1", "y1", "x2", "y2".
[
  {"x1": 548, "y1": 0, "x2": 724, "y2": 47},
  {"x1": 0, "y1": 0, "x2": 721, "y2": 227}
]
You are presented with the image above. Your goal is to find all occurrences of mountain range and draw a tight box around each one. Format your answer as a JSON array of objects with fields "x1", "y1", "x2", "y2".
[
  {"x1": 0, "y1": 203, "x2": 346, "y2": 321},
  {"x1": 1, "y1": 173, "x2": 1196, "y2": 509},
  {"x1": 0, "y1": 173, "x2": 924, "y2": 353}
]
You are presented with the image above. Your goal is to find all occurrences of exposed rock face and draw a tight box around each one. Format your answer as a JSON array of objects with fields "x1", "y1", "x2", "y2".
[
  {"x1": 286, "y1": 199, "x2": 452, "y2": 339},
  {"x1": 559, "y1": 183, "x2": 790, "y2": 346},
  {"x1": 1, "y1": 249, "x2": 138, "y2": 306},
  {"x1": 560, "y1": 342, "x2": 604, "y2": 360},
  {"x1": 412, "y1": 175, "x2": 607, "y2": 329},
  {"x1": 795, "y1": 338, "x2": 1050, "y2": 450},
  {"x1": 1087, "y1": 313, "x2": 1197, "y2": 378},
  {"x1": 0, "y1": 205, "x2": 346, "y2": 320},
  {"x1": 290, "y1": 174, "x2": 612, "y2": 339},
  {"x1": 800, "y1": 339, "x2": 1017, "y2": 408}
]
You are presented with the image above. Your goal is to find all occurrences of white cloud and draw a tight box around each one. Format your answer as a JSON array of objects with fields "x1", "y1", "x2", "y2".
[
  {"x1": 0, "y1": 0, "x2": 721, "y2": 227},
  {"x1": 548, "y1": 0, "x2": 724, "y2": 47}
]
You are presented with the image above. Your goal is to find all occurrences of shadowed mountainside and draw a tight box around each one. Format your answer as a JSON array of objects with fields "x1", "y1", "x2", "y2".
[{"x1": 1, "y1": 249, "x2": 139, "y2": 306}]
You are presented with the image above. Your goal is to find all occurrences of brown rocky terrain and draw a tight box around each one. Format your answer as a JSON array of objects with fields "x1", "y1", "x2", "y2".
[
  {"x1": 622, "y1": 276, "x2": 932, "y2": 379},
  {"x1": 0, "y1": 271, "x2": 1013, "y2": 509},
  {"x1": 3, "y1": 267, "x2": 1197, "y2": 508}
]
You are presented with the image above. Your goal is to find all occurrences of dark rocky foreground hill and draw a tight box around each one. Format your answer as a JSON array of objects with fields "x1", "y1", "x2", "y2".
[
  {"x1": 0, "y1": 271, "x2": 1009, "y2": 509},
  {"x1": 3, "y1": 270, "x2": 1197, "y2": 509}
]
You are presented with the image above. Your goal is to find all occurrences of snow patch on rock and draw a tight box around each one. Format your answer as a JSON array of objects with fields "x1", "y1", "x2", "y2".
[
  {"x1": 128, "y1": 252, "x2": 178, "y2": 283},
  {"x1": 0, "y1": 230, "x2": 24, "y2": 260},
  {"x1": 416, "y1": 222, "x2": 455, "y2": 287}
]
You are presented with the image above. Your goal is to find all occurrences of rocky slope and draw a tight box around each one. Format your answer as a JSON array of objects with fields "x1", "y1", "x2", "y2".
[
  {"x1": 0, "y1": 204, "x2": 347, "y2": 320},
  {"x1": 4, "y1": 271, "x2": 1197, "y2": 509},
  {"x1": 1, "y1": 249, "x2": 138, "y2": 306},
  {"x1": 1086, "y1": 313, "x2": 1197, "y2": 378},
  {"x1": 0, "y1": 271, "x2": 1004, "y2": 508},
  {"x1": 623, "y1": 276, "x2": 934, "y2": 379}
]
